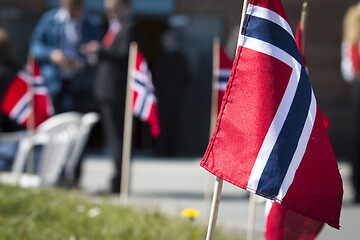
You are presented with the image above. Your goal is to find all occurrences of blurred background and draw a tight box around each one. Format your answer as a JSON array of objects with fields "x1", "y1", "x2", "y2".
[{"x1": 0, "y1": 0, "x2": 354, "y2": 159}]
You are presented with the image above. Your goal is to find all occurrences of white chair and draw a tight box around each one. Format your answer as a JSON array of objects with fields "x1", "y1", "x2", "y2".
[
  {"x1": 63, "y1": 112, "x2": 100, "y2": 183},
  {"x1": 12, "y1": 112, "x2": 83, "y2": 186}
]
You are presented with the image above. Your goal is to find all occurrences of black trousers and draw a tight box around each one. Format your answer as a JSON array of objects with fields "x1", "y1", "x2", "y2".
[
  {"x1": 350, "y1": 81, "x2": 360, "y2": 202},
  {"x1": 99, "y1": 102, "x2": 125, "y2": 192}
]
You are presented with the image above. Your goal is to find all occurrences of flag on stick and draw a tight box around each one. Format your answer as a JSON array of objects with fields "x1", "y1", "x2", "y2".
[
  {"x1": 201, "y1": 0, "x2": 343, "y2": 229},
  {"x1": 131, "y1": 50, "x2": 160, "y2": 138},
  {"x1": 214, "y1": 45, "x2": 233, "y2": 113},
  {"x1": 1, "y1": 58, "x2": 54, "y2": 128}
]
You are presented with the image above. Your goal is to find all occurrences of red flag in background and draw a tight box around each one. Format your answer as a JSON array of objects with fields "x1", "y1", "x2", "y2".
[
  {"x1": 1, "y1": 58, "x2": 54, "y2": 128},
  {"x1": 201, "y1": 0, "x2": 343, "y2": 230},
  {"x1": 131, "y1": 50, "x2": 160, "y2": 138},
  {"x1": 265, "y1": 201, "x2": 324, "y2": 240},
  {"x1": 214, "y1": 46, "x2": 233, "y2": 112},
  {"x1": 295, "y1": 21, "x2": 307, "y2": 67}
]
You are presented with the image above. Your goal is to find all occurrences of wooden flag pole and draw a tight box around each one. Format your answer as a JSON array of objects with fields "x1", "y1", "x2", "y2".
[
  {"x1": 247, "y1": 192, "x2": 257, "y2": 240},
  {"x1": 119, "y1": 42, "x2": 137, "y2": 204},
  {"x1": 204, "y1": 37, "x2": 221, "y2": 223},
  {"x1": 205, "y1": 177, "x2": 223, "y2": 240},
  {"x1": 300, "y1": 2, "x2": 308, "y2": 56},
  {"x1": 26, "y1": 56, "x2": 36, "y2": 174},
  {"x1": 236, "y1": 0, "x2": 250, "y2": 54},
  {"x1": 205, "y1": 1, "x2": 249, "y2": 239}
]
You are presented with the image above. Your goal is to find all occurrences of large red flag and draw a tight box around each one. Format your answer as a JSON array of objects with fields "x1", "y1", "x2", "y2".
[
  {"x1": 131, "y1": 50, "x2": 161, "y2": 138},
  {"x1": 1, "y1": 59, "x2": 54, "y2": 128},
  {"x1": 200, "y1": 0, "x2": 343, "y2": 229}
]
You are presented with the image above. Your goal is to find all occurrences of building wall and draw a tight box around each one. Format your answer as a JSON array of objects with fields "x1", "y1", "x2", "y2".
[{"x1": 0, "y1": 0, "x2": 46, "y2": 12}]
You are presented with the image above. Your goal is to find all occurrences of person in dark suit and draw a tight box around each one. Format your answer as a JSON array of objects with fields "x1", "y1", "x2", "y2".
[
  {"x1": 153, "y1": 31, "x2": 189, "y2": 156},
  {"x1": 81, "y1": 0, "x2": 140, "y2": 193},
  {"x1": 29, "y1": 0, "x2": 101, "y2": 113}
]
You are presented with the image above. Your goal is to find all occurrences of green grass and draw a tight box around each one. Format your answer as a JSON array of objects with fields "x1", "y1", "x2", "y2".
[{"x1": 0, "y1": 184, "x2": 242, "y2": 240}]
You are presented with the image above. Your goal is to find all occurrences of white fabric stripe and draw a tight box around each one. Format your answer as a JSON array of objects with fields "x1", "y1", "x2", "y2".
[
  {"x1": 33, "y1": 75, "x2": 44, "y2": 84},
  {"x1": 341, "y1": 41, "x2": 355, "y2": 82},
  {"x1": 214, "y1": 69, "x2": 232, "y2": 77},
  {"x1": 18, "y1": 72, "x2": 30, "y2": 84},
  {"x1": 248, "y1": 4, "x2": 294, "y2": 39},
  {"x1": 243, "y1": 36, "x2": 303, "y2": 193},
  {"x1": 140, "y1": 94, "x2": 155, "y2": 121},
  {"x1": 213, "y1": 82, "x2": 228, "y2": 90},
  {"x1": 131, "y1": 81, "x2": 146, "y2": 115},
  {"x1": 276, "y1": 90, "x2": 317, "y2": 201},
  {"x1": 131, "y1": 70, "x2": 155, "y2": 92},
  {"x1": 34, "y1": 88, "x2": 50, "y2": 95},
  {"x1": 9, "y1": 92, "x2": 31, "y2": 118}
]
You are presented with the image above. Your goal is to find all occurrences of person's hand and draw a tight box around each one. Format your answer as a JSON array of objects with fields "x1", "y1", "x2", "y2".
[
  {"x1": 80, "y1": 40, "x2": 101, "y2": 55},
  {"x1": 50, "y1": 49, "x2": 68, "y2": 68},
  {"x1": 67, "y1": 58, "x2": 84, "y2": 73}
]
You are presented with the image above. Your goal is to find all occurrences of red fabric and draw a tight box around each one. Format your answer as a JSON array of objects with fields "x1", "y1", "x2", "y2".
[
  {"x1": 132, "y1": 50, "x2": 161, "y2": 138},
  {"x1": 281, "y1": 107, "x2": 342, "y2": 229},
  {"x1": 350, "y1": 43, "x2": 360, "y2": 74},
  {"x1": 265, "y1": 202, "x2": 324, "y2": 240},
  {"x1": 217, "y1": 46, "x2": 233, "y2": 112},
  {"x1": 102, "y1": 30, "x2": 117, "y2": 48},
  {"x1": 1, "y1": 59, "x2": 54, "y2": 128}
]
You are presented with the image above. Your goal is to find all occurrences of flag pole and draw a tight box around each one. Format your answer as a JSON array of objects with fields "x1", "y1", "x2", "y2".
[
  {"x1": 247, "y1": 191, "x2": 257, "y2": 240},
  {"x1": 236, "y1": 0, "x2": 250, "y2": 54},
  {"x1": 300, "y1": 2, "x2": 308, "y2": 55},
  {"x1": 120, "y1": 42, "x2": 137, "y2": 204},
  {"x1": 205, "y1": 1, "x2": 249, "y2": 239},
  {"x1": 26, "y1": 56, "x2": 36, "y2": 174},
  {"x1": 206, "y1": 176, "x2": 223, "y2": 240},
  {"x1": 204, "y1": 37, "x2": 221, "y2": 223}
]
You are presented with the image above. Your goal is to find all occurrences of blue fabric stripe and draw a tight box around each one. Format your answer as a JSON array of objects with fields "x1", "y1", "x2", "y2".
[
  {"x1": 257, "y1": 67, "x2": 311, "y2": 197},
  {"x1": 244, "y1": 15, "x2": 303, "y2": 65},
  {"x1": 219, "y1": 76, "x2": 229, "y2": 84},
  {"x1": 14, "y1": 98, "x2": 30, "y2": 121},
  {"x1": 134, "y1": 78, "x2": 152, "y2": 117}
]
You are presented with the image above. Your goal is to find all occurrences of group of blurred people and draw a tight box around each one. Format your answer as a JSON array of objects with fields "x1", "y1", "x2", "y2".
[{"x1": 0, "y1": 0, "x2": 188, "y2": 194}]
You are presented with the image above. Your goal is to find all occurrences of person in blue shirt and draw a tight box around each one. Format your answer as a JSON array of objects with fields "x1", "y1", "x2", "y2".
[{"x1": 29, "y1": 0, "x2": 101, "y2": 113}]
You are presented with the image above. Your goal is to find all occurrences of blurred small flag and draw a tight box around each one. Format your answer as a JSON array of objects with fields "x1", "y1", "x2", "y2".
[
  {"x1": 1, "y1": 58, "x2": 54, "y2": 128},
  {"x1": 131, "y1": 50, "x2": 160, "y2": 138},
  {"x1": 341, "y1": 40, "x2": 360, "y2": 82},
  {"x1": 214, "y1": 46, "x2": 233, "y2": 112}
]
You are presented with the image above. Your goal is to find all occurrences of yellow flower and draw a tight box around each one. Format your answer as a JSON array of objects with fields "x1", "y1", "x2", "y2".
[
  {"x1": 0, "y1": 216, "x2": 4, "y2": 224},
  {"x1": 180, "y1": 208, "x2": 200, "y2": 220}
]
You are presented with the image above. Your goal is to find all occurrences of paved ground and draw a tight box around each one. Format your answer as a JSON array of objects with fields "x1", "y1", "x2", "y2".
[{"x1": 80, "y1": 154, "x2": 360, "y2": 240}]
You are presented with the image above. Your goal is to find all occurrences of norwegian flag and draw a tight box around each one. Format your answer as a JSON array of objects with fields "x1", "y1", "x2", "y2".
[
  {"x1": 1, "y1": 59, "x2": 54, "y2": 128},
  {"x1": 341, "y1": 40, "x2": 360, "y2": 82},
  {"x1": 131, "y1": 50, "x2": 160, "y2": 138},
  {"x1": 214, "y1": 46, "x2": 233, "y2": 113},
  {"x1": 200, "y1": 0, "x2": 343, "y2": 229}
]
